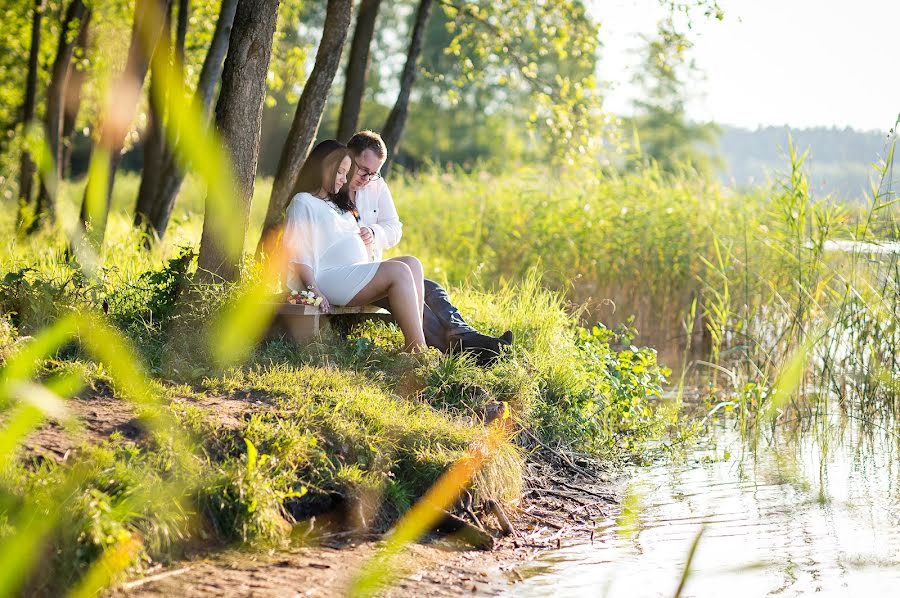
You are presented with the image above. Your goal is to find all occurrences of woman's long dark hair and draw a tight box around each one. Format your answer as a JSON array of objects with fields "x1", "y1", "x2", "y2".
[{"x1": 292, "y1": 139, "x2": 359, "y2": 220}]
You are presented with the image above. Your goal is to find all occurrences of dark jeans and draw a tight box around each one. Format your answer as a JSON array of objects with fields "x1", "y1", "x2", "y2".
[{"x1": 373, "y1": 278, "x2": 476, "y2": 352}]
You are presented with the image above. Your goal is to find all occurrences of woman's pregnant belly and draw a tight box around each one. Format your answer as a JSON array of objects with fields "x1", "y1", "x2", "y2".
[{"x1": 319, "y1": 232, "x2": 370, "y2": 269}]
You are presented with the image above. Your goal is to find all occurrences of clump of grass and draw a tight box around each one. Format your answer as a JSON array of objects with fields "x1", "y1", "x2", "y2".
[
  {"x1": 196, "y1": 439, "x2": 297, "y2": 546},
  {"x1": 16, "y1": 440, "x2": 193, "y2": 595},
  {"x1": 0, "y1": 315, "x2": 19, "y2": 363}
]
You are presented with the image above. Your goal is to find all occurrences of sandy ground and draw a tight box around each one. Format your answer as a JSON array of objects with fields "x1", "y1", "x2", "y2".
[{"x1": 110, "y1": 539, "x2": 517, "y2": 597}]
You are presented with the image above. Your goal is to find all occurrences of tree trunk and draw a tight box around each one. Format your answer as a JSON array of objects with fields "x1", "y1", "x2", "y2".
[
  {"x1": 16, "y1": 0, "x2": 46, "y2": 226},
  {"x1": 258, "y1": 0, "x2": 352, "y2": 248},
  {"x1": 134, "y1": 7, "x2": 173, "y2": 228},
  {"x1": 145, "y1": 0, "x2": 238, "y2": 241},
  {"x1": 60, "y1": 20, "x2": 91, "y2": 181},
  {"x1": 175, "y1": 0, "x2": 189, "y2": 62},
  {"x1": 78, "y1": 0, "x2": 170, "y2": 247},
  {"x1": 31, "y1": 0, "x2": 90, "y2": 227},
  {"x1": 380, "y1": 0, "x2": 433, "y2": 178},
  {"x1": 336, "y1": 0, "x2": 381, "y2": 142},
  {"x1": 196, "y1": 0, "x2": 280, "y2": 283}
]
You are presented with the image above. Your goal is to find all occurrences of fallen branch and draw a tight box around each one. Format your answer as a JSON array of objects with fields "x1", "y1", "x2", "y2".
[
  {"x1": 550, "y1": 477, "x2": 617, "y2": 502},
  {"x1": 121, "y1": 566, "x2": 192, "y2": 591},
  {"x1": 486, "y1": 499, "x2": 517, "y2": 537},
  {"x1": 532, "y1": 487, "x2": 595, "y2": 506},
  {"x1": 519, "y1": 510, "x2": 564, "y2": 530},
  {"x1": 435, "y1": 510, "x2": 495, "y2": 550}
]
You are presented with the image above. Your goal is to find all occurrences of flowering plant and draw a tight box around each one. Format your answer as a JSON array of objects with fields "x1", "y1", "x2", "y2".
[{"x1": 286, "y1": 286, "x2": 323, "y2": 307}]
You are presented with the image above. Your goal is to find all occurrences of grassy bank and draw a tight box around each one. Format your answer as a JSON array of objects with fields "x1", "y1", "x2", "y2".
[{"x1": 0, "y1": 189, "x2": 673, "y2": 594}]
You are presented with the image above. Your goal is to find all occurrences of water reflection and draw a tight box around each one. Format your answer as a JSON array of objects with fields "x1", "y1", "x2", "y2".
[{"x1": 510, "y1": 412, "x2": 900, "y2": 597}]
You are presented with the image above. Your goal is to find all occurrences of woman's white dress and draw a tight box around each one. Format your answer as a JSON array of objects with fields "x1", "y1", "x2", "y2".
[{"x1": 283, "y1": 192, "x2": 379, "y2": 305}]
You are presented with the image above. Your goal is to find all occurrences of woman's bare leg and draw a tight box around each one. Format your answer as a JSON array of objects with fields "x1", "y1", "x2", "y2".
[
  {"x1": 389, "y1": 256, "x2": 425, "y2": 318},
  {"x1": 346, "y1": 261, "x2": 426, "y2": 351}
]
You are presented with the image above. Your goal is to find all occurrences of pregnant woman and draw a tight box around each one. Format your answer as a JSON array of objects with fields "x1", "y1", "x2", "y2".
[{"x1": 283, "y1": 140, "x2": 426, "y2": 352}]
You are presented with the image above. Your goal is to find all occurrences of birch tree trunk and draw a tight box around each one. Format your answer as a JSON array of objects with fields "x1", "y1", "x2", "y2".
[
  {"x1": 144, "y1": 0, "x2": 238, "y2": 241},
  {"x1": 31, "y1": 0, "x2": 90, "y2": 227},
  {"x1": 77, "y1": 0, "x2": 170, "y2": 247},
  {"x1": 134, "y1": 7, "x2": 173, "y2": 228},
  {"x1": 380, "y1": 0, "x2": 434, "y2": 177},
  {"x1": 60, "y1": 20, "x2": 91, "y2": 181},
  {"x1": 16, "y1": 0, "x2": 46, "y2": 227}
]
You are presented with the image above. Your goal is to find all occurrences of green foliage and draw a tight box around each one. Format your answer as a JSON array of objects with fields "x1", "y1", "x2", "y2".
[
  {"x1": 534, "y1": 322, "x2": 669, "y2": 455},
  {"x1": 0, "y1": 0, "x2": 62, "y2": 158},
  {"x1": 387, "y1": 149, "x2": 897, "y2": 412},
  {"x1": 628, "y1": 21, "x2": 721, "y2": 176},
  {"x1": 390, "y1": 165, "x2": 727, "y2": 344},
  {"x1": 197, "y1": 438, "x2": 300, "y2": 546},
  {"x1": 17, "y1": 440, "x2": 192, "y2": 595},
  {"x1": 426, "y1": 0, "x2": 604, "y2": 165},
  {"x1": 0, "y1": 196, "x2": 680, "y2": 591},
  {"x1": 0, "y1": 246, "x2": 194, "y2": 355}
]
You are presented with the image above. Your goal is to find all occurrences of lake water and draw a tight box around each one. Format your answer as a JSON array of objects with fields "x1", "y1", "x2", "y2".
[
  {"x1": 823, "y1": 239, "x2": 900, "y2": 255},
  {"x1": 509, "y1": 411, "x2": 900, "y2": 597}
]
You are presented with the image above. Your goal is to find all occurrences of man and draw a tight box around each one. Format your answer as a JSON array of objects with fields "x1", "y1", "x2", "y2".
[{"x1": 346, "y1": 130, "x2": 512, "y2": 362}]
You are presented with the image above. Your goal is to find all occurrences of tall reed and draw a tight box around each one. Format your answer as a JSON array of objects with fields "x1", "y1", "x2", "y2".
[{"x1": 390, "y1": 135, "x2": 899, "y2": 415}]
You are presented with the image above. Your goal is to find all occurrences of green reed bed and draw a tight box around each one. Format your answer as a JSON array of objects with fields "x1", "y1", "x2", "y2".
[{"x1": 388, "y1": 145, "x2": 898, "y2": 415}]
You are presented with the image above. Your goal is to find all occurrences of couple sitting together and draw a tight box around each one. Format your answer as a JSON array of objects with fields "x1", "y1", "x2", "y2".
[{"x1": 283, "y1": 130, "x2": 512, "y2": 362}]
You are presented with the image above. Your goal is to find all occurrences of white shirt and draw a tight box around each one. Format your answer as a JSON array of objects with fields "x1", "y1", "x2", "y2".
[
  {"x1": 283, "y1": 192, "x2": 372, "y2": 291},
  {"x1": 354, "y1": 178, "x2": 402, "y2": 262}
]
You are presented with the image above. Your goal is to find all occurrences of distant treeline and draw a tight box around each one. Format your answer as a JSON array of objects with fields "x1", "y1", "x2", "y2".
[
  {"x1": 68, "y1": 121, "x2": 893, "y2": 208},
  {"x1": 716, "y1": 125, "x2": 893, "y2": 202}
]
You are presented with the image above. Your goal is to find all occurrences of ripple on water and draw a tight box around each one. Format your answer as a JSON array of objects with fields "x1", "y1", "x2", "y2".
[{"x1": 509, "y1": 416, "x2": 900, "y2": 598}]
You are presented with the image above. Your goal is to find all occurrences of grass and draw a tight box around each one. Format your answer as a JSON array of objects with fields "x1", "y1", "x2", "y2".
[{"x1": 0, "y1": 178, "x2": 675, "y2": 593}]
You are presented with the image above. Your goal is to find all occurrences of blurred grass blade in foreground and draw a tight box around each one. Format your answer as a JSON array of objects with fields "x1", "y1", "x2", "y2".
[
  {"x1": 209, "y1": 234, "x2": 288, "y2": 367},
  {"x1": 351, "y1": 425, "x2": 506, "y2": 597}
]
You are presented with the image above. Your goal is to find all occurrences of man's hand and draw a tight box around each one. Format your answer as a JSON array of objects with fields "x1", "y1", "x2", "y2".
[{"x1": 359, "y1": 226, "x2": 375, "y2": 248}]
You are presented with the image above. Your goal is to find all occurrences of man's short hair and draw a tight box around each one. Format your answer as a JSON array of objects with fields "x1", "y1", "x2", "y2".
[{"x1": 347, "y1": 130, "x2": 387, "y2": 160}]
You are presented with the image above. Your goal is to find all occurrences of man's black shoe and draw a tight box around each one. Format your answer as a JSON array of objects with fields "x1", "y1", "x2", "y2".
[{"x1": 450, "y1": 330, "x2": 513, "y2": 366}]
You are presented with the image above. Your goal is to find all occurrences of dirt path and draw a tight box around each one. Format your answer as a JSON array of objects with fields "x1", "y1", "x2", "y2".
[
  {"x1": 110, "y1": 539, "x2": 521, "y2": 597},
  {"x1": 20, "y1": 385, "x2": 270, "y2": 463}
]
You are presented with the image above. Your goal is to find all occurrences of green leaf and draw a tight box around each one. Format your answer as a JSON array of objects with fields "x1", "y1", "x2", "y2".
[{"x1": 245, "y1": 437, "x2": 258, "y2": 475}]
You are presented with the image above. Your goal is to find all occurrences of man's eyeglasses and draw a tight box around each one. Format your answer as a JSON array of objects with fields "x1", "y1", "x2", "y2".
[{"x1": 356, "y1": 166, "x2": 382, "y2": 181}]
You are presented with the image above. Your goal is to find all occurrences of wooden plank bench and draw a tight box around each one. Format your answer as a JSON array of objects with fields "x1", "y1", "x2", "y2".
[{"x1": 263, "y1": 303, "x2": 395, "y2": 344}]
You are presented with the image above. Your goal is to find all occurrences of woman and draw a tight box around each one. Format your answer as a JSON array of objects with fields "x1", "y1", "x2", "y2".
[{"x1": 283, "y1": 140, "x2": 427, "y2": 352}]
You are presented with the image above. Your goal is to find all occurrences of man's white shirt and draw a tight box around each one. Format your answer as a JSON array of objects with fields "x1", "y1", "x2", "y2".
[{"x1": 355, "y1": 178, "x2": 402, "y2": 262}]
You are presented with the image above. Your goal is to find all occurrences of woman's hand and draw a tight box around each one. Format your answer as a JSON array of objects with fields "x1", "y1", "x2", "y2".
[
  {"x1": 319, "y1": 294, "x2": 331, "y2": 314},
  {"x1": 359, "y1": 226, "x2": 375, "y2": 248}
]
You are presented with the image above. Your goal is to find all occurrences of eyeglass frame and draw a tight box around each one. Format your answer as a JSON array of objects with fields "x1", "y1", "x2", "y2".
[{"x1": 355, "y1": 164, "x2": 382, "y2": 182}]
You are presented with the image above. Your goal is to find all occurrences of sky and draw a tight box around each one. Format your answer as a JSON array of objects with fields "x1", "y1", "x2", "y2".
[{"x1": 589, "y1": 0, "x2": 900, "y2": 132}]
